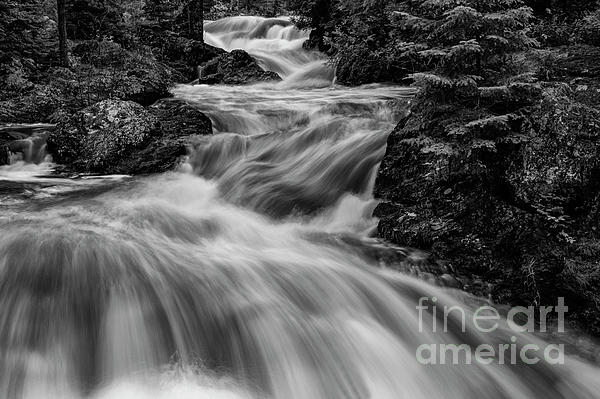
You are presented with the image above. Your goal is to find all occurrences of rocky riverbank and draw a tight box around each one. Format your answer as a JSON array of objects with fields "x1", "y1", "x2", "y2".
[
  {"x1": 374, "y1": 45, "x2": 600, "y2": 336},
  {"x1": 0, "y1": 28, "x2": 280, "y2": 172},
  {"x1": 0, "y1": 40, "x2": 275, "y2": 124}
]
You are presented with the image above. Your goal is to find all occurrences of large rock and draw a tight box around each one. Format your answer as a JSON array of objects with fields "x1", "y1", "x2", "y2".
[
  {"x1": 374, "y1": 83, "x2": 600, "y2": 335},
  {"x1": 199, "y1": 50, "x2": 281, "y2": 85},
  {"x1": 122, "y1": 99, "x2": 213, "y2": 174},
  {"x1": 47, "y1": 99, "x2": 212, "y2": 174}
]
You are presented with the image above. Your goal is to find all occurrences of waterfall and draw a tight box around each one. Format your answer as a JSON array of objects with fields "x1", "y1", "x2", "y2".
[
  {"x1": 204, "y1": 16, "x2": 335, "y2": 87},
  {"x1": 0, "y1": 124, "x2": 53, "y2": 164},
  {"x1": 0, "y1": 16, "x2": 599, "y2": 399}
]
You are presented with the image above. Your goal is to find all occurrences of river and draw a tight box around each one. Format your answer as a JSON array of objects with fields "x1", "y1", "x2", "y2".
[{"x1": 0, "y1": 16, "x2": 599, "y2": 399}]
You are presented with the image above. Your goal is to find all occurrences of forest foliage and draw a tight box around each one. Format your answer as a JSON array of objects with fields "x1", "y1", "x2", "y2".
[
  {"x1": 3, "y1": 0, "x2": 600, "y2": 107},
  {"x1": 288, "y1": 0, "x2": 600, "y2": 87}
]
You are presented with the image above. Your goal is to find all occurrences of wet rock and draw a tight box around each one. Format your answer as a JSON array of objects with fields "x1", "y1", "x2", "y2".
[
  {"x1": 199, "y1": 50, "x2": 281, "y2": 85},
  {"x1": 47, "y1": 99, "x2": 212, "y2": 174},
  {"x1": 47, "y1": 100, "x2": 158, "y2": 172},
  {"x1": 374, "y1": 83, "x2": 600, "y2": 335},
  {"x1": 121, "y1": 99, "x2": 213, "y2": 174}
]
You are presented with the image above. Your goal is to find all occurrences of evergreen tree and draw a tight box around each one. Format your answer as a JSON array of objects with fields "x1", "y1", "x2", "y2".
[{"x1": 398, "y1": 0, "x2": 537, "y2": 102}]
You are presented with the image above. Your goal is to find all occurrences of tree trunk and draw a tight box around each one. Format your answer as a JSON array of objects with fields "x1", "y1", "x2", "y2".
[
  {"x1": 199, "y1": 0, "x2": 204, "y2": 43},
  {"x1": 188, "y1": 0, "x2": 204, "y2": 43},
  {"x1": 57, "y1": 0, "x2": 68, "y2": 67}
]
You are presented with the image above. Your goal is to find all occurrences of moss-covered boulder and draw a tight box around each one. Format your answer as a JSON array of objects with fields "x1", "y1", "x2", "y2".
[{"x1": 47, "y1": 99, "x2": 212, "y2": 174}]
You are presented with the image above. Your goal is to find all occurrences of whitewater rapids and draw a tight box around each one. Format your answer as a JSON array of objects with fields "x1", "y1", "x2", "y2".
[{"x1": 1, "y1": 15, "x2": 600, "y2": 399}]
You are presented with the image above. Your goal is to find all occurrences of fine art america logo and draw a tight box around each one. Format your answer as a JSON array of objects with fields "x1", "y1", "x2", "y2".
[{"x1": 415, "y1": 297, "x2": 568, "y2": 365}]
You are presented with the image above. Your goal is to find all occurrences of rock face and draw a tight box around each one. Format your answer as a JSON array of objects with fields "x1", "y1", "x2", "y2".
[
  {"x1": 47, "y1": 99, "x2": 212, "y2": 174},
  {"x1": 199, "y1": 50, "x2": 281, "y2": 85},
  {"x1": 374, "y1": 82, "x2": 600, "y2": 335}
]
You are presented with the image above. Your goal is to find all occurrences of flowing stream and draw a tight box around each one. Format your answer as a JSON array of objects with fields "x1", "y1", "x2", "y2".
[{"x1": 1, "y1": 16, "x2": 600, "y2": 399}]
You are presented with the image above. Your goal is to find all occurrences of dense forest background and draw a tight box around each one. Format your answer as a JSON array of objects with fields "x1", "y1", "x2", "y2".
[{"x1": 3, "y1": 0, "x2": 600, "y2": 122}]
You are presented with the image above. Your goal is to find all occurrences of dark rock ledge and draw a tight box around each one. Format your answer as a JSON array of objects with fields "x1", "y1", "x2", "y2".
[
  {"x1": 47, "y1": 99, "x2": 212, "y2": 175},
  {"x1": 374, "y1": 80, "x2": 600, "y2": 335}
]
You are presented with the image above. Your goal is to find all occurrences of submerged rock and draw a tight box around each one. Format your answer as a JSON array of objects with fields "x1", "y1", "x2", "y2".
[
  {"x1": 199, "y1": 50, "x2": 281, "y2": 85},
  {"x1": 47, "y1": 99, "x2": 212, "y2": 174},
  {"x1": 374, "y1": 83, "x2": 600, "y2": 335}
]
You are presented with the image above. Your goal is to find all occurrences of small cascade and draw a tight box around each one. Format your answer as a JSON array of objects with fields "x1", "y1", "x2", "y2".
[
  {"x1": 204, "y1": 16, "x2": 334, "y2": 87},
  {"x1": 0, "y1": 124, "x2": 53, "y2": 165}
]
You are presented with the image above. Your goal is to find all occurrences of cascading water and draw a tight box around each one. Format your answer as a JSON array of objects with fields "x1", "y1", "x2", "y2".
[
  {"x1": 204, "y1": 16, "x2": 335, "y2": 87},
  {"x1": 1, "y1": 16, "x2": 600, "y2": 399},
  {"x1": 0, "y1": 124, "x2": 53, "y2": 165}
]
